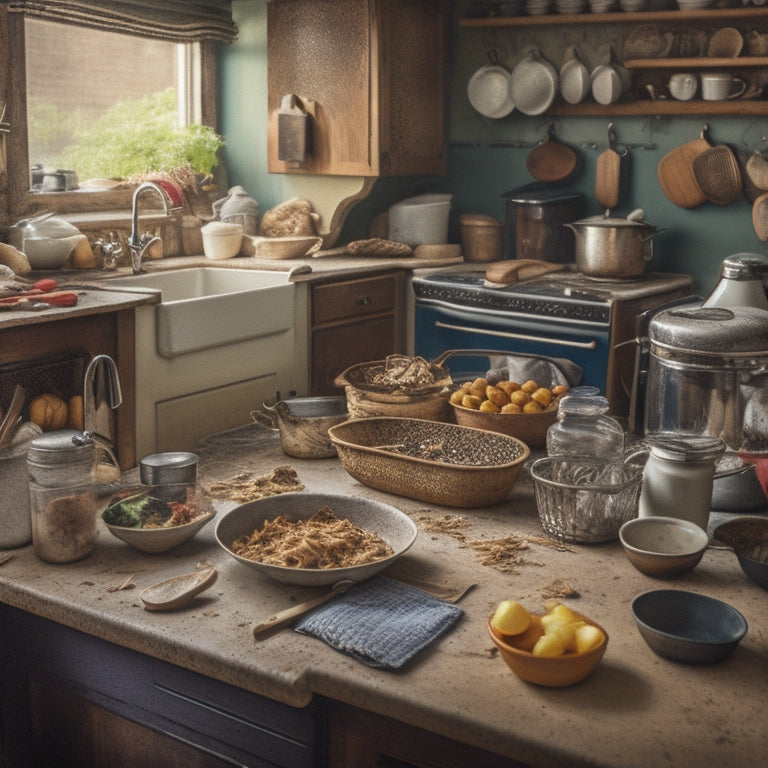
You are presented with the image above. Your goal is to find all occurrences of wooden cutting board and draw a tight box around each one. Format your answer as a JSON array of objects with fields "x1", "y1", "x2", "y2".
[
  {"x1": 657, "y1": 130, "x2": 710, "y2": 209},
  {"x1": 596, "y1": 146, "x2": 631, "y2": 210},
  {"x1": 484, "y1": 259, "x2": 569, "y2": 286}
]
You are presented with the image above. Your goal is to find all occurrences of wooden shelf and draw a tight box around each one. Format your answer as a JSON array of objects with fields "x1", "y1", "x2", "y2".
[
  {"x1": 625, "y1": 57, "x2": 768, "y2": 68},
  {"x1": 460, "y1": 7, "x2": 768, "y2": 27},
  {"x1": 549, "y1": 99, "x2": 768, "y2": 115}
]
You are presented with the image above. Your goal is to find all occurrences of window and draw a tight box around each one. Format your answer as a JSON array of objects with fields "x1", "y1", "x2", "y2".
[{"x1": 25, "y1": 19, "x2": 199, "y2": 188}]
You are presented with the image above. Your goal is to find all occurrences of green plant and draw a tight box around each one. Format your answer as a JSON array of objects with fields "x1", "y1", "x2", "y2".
[{"x1": 34, "y1": 88, "x2": 224, "y2": 180}]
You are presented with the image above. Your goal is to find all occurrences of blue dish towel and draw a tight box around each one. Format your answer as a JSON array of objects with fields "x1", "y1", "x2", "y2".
[{"x1": 295, "y1": 576, "x2": 464, "y2": 670}]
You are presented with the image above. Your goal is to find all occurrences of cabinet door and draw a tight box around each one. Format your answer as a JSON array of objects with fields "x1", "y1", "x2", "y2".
[{"x1": 268, "y1": 0, "x2": 447, "y2": 176}]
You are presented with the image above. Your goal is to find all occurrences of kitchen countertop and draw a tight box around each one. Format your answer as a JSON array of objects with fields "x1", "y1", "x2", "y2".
[{"x1": 1, "y1": 423, "x2": 767, "y2": 767}]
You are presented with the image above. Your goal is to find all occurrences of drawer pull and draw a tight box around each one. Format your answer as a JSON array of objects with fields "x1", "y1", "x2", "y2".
[
  {"x1": 434, "y1": 320, "x2": 598, "y2": 350},
  {"x1": 359, "y1": 296, "x2": 372, "y2": 306}
]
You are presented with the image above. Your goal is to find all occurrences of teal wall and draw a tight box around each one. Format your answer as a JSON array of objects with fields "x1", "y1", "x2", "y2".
[{"x1": 220, "y1": 0, "x2": 768, "y2": 296}]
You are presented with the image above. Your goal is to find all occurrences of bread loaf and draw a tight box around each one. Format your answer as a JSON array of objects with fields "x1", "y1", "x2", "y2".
[
  {"x1": 260, "y1": 198, "x2": 319, "y2": 238},
  {"x1": 0, "y1": 242, "x2": 31, "y2": 274}
]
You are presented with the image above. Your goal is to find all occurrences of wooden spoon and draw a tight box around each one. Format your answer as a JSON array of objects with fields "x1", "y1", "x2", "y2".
[
  {"x1": 752, "y1": 192, "x2": 768, "y2": 242},
  {"x1": 140, "y1": 564, "x2": 218, "y2": 611}
]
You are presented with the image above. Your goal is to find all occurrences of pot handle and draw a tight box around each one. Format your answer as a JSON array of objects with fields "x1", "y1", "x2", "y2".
[{"x1": 251, "y1": 409, "x2": 277, "y2": 430}]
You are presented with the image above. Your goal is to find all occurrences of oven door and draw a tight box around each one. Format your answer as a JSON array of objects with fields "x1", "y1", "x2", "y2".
[{"x1": 414, "y1": 297, "x2": 611, "y2": 388}]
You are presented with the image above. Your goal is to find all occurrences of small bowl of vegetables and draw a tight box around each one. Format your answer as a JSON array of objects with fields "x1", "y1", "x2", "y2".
[{"x1": 101, "y1": 485, "x2": 215, "y2": 554}]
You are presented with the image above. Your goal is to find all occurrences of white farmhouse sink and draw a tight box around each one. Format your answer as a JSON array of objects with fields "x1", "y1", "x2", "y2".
[{"x1": 106, "y1": 267, "x2": 295, "y2": 358}]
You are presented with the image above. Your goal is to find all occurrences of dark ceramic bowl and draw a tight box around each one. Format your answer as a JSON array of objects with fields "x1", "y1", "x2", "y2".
[
  {"x1": 712, "y1": 517, "x2": 768, "y2": 591},
  {"x1": 631, "y1": 590, "x2": 748, "y2": 664}
]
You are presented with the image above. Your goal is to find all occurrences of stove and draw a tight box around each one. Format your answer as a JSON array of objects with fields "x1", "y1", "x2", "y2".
[{"x1": 410, "y1": 267, "x2": 697, "y2": 418}]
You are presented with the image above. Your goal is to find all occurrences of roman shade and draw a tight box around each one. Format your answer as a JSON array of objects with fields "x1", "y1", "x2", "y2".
[{"x1": 3, "y1": 0, "x2": 237, "y2": 42}]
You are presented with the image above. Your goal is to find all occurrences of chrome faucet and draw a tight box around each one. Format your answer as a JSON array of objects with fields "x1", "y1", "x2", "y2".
[{"x1": 128, "y1": 181, "x2": 179, "y2": 274}]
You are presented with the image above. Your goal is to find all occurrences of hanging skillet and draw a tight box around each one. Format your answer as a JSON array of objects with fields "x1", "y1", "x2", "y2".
[{"x1": 526, "y1": 123, "x2": 582, "y2": 184}]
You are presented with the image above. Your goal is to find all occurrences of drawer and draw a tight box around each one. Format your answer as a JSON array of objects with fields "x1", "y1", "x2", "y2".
[{"x1": 312, "y1": 273, "x2": 399, "y2": 325}]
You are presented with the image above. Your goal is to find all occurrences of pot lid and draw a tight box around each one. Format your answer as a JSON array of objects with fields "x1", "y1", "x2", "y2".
[
  {"x1": 571, "y1": 208, "x2": 654, "y2": 228},
  {"x1": 140, "y1": 452, "x2": 198, "y2": 485},
  {"x1": 649, "y1": 306, "x2": 768, "y2": 360},
  {"x1": 28, "y1": 429, "x2": 94, "y2": 465},
  {"x1": 502, "y1": 187, "x2": 585, "y2": 205},
  {"x1": 647, "y1": 435, "x2": 726, "y2": 463}
]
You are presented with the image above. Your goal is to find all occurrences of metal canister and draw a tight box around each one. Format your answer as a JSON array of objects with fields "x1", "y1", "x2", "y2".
[
  {"x1": 140, "y1": 452, "x2": 199, "y2": 503},
  {"x1": 27, "y1": 430, "x2": 97, "y2": 563}
]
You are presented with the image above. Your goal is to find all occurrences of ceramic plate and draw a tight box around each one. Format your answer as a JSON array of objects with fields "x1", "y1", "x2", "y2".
[
  {"x1": 467, "y1": 64, "x2": 515, "y2": 119},
  {"x1": 510, "y1": 54, "x2": 558, "y2": 116}
]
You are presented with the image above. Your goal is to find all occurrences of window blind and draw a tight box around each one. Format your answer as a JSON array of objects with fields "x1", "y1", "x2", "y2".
[{"x1": 3, "y1": 0, "x2": 238, "y2": 42}]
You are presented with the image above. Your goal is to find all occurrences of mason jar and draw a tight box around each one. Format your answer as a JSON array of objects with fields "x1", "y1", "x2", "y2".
[{"x1": 28, "y1": 430, "x2": 98, "y2": 563}]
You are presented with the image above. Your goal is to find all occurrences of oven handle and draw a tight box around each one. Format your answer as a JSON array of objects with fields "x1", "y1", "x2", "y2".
[{"x1": 433, "y1": 320, "x2": 598, "y2": 350}]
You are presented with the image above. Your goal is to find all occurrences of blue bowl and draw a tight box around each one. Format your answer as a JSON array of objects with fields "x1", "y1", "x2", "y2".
[{"x1": 631, "y1": 589, "x2": 748, "y2": 664}]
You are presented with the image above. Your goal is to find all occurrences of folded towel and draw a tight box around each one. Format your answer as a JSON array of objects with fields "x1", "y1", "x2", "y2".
[{"x1": 295, "y1": 576, "x2": 463, "y2": 670}]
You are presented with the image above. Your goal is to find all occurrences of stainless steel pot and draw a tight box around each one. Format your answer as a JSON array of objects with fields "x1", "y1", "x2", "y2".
[{"x1": 565, "y1": 209, "x2": 662, "y2": 278}]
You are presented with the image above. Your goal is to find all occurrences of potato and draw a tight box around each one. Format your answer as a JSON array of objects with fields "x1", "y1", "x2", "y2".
[
  {"x1": 521, "y1": 379, "x2": 539, "y2": 393},
  {"x1": 461, "y1": 394, "x2": 483, "y2": 410},
  {"x1": 479, "y1": 399, "x2": 500, "y2": 413},
  {"x1": 491, "y1": 600, "x2": 531, "y2": 637},
  {"x1": 509, "y1": 389, "x2": 531, "y2": 406},
  {"x1": 531, "y1": 387, "x2": 552, "y2": 407},
  {"x1": 522, "y1": 400, "x2": 544, "y2": 414},
  {"x1": 501, "y1": 402, "x2": 522, "y2": 414},
  {"x1": 485, "y1": 385, "x2": 509, "y2": 408},
  {"x1": 497, "y1": 380, "x2": 521, "y2": 396}
]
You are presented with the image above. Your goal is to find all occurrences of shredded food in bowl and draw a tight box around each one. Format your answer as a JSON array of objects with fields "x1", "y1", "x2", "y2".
[{"x1": 231, "y1": 505, "x2": 393, "y2": 569}]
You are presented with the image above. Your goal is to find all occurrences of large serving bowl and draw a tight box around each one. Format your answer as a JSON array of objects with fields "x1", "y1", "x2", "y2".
[
  {"x1": 452, "y1": 402, "x2": 558, "y2": 448},
  {"x1": 619, "y1": 516, "x2": 709, "y2": 578},
  {"x1": 328, "y1": 417, "x2": 530, "y2": 507},
  {"x1": 631, "y1": 589, "x2": 748, "y2": 664},
  {"x1": 488, "y1": 612, "x2": 608, "y2": 687},
  {"x1": 712, "y1": 517, "x2": 768, "y2": 591},
  {"x1": 215, "y1": 492, "x2": 417, "y2": 586},
  {"x1": 529, "y1": 457, "x2": 642, "y2": 543}
]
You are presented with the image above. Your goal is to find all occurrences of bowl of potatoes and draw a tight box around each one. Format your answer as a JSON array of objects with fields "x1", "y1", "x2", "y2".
[{"x1": 450, "y1": 376, "x2": 568, "y2": 448}]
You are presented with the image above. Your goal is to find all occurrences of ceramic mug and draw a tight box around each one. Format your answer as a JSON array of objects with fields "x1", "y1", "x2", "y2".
[
  {"x1": 700, "y1": 72, "x2": 747, "y2": 101},
  {"x1": 668, "y1": 72, "x2": 698, "y2": 101}
]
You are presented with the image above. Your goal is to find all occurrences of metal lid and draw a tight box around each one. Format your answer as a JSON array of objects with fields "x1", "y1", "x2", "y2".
[
  {"x1": 719, "y1": 252, "x2": 768, "y2": 281},
  {"x1": 649, "y1": 306, "x2": 768, "y2": 363},
  {"x1": 502, "y1": 186, "x2": 585, "y2": 206},
  {"x1": 140, "y1": 452, "x2": 198, "y2": 485},
  {"x1": 647, "y1": 436, "x2": 726, "y2": 464},
  {"x1": 27, "y1": 429, "x2": 94, "y2": 466}
]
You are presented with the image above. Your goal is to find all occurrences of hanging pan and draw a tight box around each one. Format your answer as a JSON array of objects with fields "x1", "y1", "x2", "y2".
[
  {"x1": 693, "y1": 140, "x2": 743, "y2": 206},
  {"x1": 526, "y1": 123, "x2": 582, "y2": 183},
  {"x1": 657, "y1": 125, "x2": 711, "y2": 209}
]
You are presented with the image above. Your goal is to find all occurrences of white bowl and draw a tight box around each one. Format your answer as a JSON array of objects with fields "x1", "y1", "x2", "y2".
[
  {"x1": 201, "y1": 221, "x2": 244, "y2": 260},
  {"x1": 24, "y1": 234, "x2": 86, "y2": 269},
  {"x1": 467, "y1": 64, "x2": 515, "y2": 119},
  {"x1": 215, "y1": 491, "x2": 417, "y2": 586}
]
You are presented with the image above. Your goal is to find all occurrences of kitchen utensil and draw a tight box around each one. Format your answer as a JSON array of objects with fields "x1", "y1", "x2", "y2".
[
  {"x1": 668, "y1": 72, "x2": 698, "y2": 101},
  {"x1": 565, "y1": 209, "x2": 662, "y2": 279},
  {"x1": 713, "y1": 517, "x2": 768, "y2": 591},
  {"x1": 753, "y1": 192, "x2": 768, "y2": 241},
  {"x1": 509, "y1": 49, "x2": 558, "y2": 116},
  {"x1": 700, "y1": 72, "x2": 746, "y2": 101},
  {"x1": 707, "y1": 27, "x2": 743, "y2": 58},
  {"x1": 693, "y1": 143, "x2": 742, "y2": 205},
  {"x1": 83, "y1": 354, "x2": 122, "y2": 473},
  {"x1": 215, "y1": 491, "x2": 418, "y2": 586},
  {"x1": 201, "y1": 221, "x2": 244, "y2": 260},
  {"x1": 484, "y1": 259, "x2": 569, "y2": 286},
  {"x1": 529, "y1": 456, "x2": 643, "y2": 543},
  {"x1": 595, "y1": 122, "x2": 632, "y2": 210},
  {"x1": 745, "y1": 148, "x2": 768, "y2": 191},
  {"x1": 467, "y1": 54, "x2": 515, "y2": 119},
  {"x1": 619, "y1": 516, "x2": 709, "y2": 578},
  {"x1": 460, "y1": 214, "x2": 504, "y2": 263},
  {"x1": 657, "y1": 127, "x2": 711, "y2": 208},
  {"x1": 328, "y1": 417, "x2": 530, "y2": 508},
  {"x1": 0, "y1": 384, "x2": 26, "y2": 453},
  {"x1": 488, "y1": 610, "x2": 608, "y2": 687},
  {"x1": 559, "y1": 47, "x2": 590, "y2": 105},
  {"x1": 631, "y1": 589, "x2": 747, "y2": 664},
  {"x1": 251, "y1": 395, "x2": 348, "y2": 459},
  {"x1": 388, "y1": 194, "x2": 452, "y2": 247},
  {"x1": 140, "y1": 564, "x2": 219, "y2": 611},
  {"x1": 526, "y1": 124, "x2": 581, "y2": 183}
]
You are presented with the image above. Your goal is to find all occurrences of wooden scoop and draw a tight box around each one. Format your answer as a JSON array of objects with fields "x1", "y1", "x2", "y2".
[
  {"x1": 752, "y1": 192, "x2": 768, "y2": 241},
  {"x1": 658, "y1": 127, "x2": 711, "y2": 209}
]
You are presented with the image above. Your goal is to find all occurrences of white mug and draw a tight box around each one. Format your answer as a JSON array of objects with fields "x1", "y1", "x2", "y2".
[
  {"x1": 701, "y1": 72, "x2": 747, "y2": 101},
  {"x1": 668, "y1": 72, "x2": 697, "y2": 101}
]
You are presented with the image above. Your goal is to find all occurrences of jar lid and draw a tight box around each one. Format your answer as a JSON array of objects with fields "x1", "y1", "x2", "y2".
[
  {"x1": 720, "y1": 252, "x2": 768, "y2": 281},
  {"x1": 649, "y1": 306, "x2": 768, "y2": 362},
  {"x1": 27, "y1": 429, "x2": 94, "y2": 465},
  {"x1": 140, "y1": 452, "x2": 198, "y2": 485},
  {"x1": 557, "y1": 393, "x2": 610, "y2": 416},
  {"x1": 647, "y1": 435, "x2": 726, "y2": 463}
]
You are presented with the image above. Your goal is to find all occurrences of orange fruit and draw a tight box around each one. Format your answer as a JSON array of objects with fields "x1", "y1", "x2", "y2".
[{"x1": 29, "y1": 394, "x2": 68, "y2": 431}]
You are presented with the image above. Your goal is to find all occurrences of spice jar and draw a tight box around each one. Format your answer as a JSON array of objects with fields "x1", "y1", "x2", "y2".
[
  {"x1": 139, "y1": 451, "x2": 198, "y2": 503},
  {"x1": 28, "y1": 429, "x2": 98, "y2": 563},
  {"x1": 546, "y1": 391, "x2": 625, "y2": 460},
  {"x1": 638, "y1": 436, "x2": 726, "y2": 530}
]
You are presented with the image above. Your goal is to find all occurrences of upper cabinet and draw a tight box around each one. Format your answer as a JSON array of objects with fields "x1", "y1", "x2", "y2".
[
  {"x1": 267, "y1": 0, "x2": 449, "y2": 177},
  {"x1": 461, "y1": 8, "x2": 768, "y2": 116}
]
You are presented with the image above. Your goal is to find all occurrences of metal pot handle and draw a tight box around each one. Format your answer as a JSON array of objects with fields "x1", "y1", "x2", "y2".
[{"x1": 250, "y1": 409, "x2": 277, "y2": 430}]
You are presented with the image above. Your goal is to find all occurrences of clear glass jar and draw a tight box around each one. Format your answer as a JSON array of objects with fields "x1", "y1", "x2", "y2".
[
  {"x1": 546, "y1": 392, "x2": 625, "y2": 460},
  {"x1": 638, "y1": 436, "x2": 726, "y2": 530},
  {"x1": 28, "y1": 430, "x2": 97, "y2": 563}
]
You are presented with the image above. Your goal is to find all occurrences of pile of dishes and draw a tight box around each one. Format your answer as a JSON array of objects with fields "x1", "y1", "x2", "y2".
[
  {"x1": 556, "y1": 0, "x2": 586, "y2": 12},
  {"x1": 526, "y1": 0, "x2": 552, "y2": 14},
  {"x1": 676, "y1": 0, "x2": 713, "y2": 8}
]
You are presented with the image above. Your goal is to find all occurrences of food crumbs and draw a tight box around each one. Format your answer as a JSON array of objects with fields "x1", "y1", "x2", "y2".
[
  {"x1": 540, "y1": 579, "x2": 580, "y2": 599},
  {"x1": 203, "y1": 466, "x2": 304, "y2": 503}
]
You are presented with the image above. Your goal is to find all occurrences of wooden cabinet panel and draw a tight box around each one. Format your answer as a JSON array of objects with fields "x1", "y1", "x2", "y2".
[
  {"x1": 268, "y1": 0, "x2": 448, "y2": 176},
  {"x1": 312, "y1": 273, "x2": 398, "y2": 325}
]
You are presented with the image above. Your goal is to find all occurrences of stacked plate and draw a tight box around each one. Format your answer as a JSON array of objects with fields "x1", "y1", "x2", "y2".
[
  {"x1": 556, "y1": 0, "x2": 587, "y2": 11},
  {"x1": 676, "y1": 0, "x2": 714, "y2": 7},
  {"x1": 467, "y1": 64, "x2": 515, "y2": 119},
  {"x1": 526, "y1": 0, "x2": 552, "y2": 14},
  {"x1": 589, "y1": 0, "x2": 616, "y2": 11}
]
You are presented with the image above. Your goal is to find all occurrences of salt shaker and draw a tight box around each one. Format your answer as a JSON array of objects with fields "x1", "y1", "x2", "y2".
[
  {"x1": 638, "y1": 436, "x2": 726, "y2": 530},
  {"x1": 27, "y1": 430, "x2": 98, "y2": 563},
  {"x1": 546, "y1": 391, "x2": 625, "y2": 460}
]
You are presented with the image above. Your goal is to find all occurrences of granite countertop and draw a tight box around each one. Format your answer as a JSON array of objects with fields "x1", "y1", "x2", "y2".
[{"x1": 1, "y1": 423, "x2": 766, "y2": 767}]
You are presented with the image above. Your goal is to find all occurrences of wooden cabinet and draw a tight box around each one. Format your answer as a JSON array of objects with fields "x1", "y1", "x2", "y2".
[
  {"x1": 461, "y1": 8, "x2": 768, "y2": 116},
  {"x1": 267, "y1": 0, "x2": 448, "y2": 177},
  {"x1": 310, "y1": 271, "x2": 405, "y2": 395}
]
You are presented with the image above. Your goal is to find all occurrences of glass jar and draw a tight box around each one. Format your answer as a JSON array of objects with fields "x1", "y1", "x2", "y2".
[
  {"x1": 638, "y1": 436, "x2": 726, "y2": 530},
  {"x1": 546, "y1": 392, "x2": 625, "y2": 460},
  {"x1": 28, "y1": 430, "x2": 97, "y2": 563}
]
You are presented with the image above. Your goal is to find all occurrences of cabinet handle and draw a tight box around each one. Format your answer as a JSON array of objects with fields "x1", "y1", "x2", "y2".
[
  {"x1": 434, "y1": 320, "x2": 598, "y2": 350},
  {"x1": 359, "y1": 296, "x2": 372, "y2": 306}
]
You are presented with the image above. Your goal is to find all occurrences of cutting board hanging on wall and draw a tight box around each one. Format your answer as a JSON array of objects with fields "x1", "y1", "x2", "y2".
[{"x1": 595, "y1": 122, "x2": 631, "y2": 210}]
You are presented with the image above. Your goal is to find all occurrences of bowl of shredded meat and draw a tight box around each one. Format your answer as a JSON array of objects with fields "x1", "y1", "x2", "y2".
[
  {"x1": 101, "y1": 485, "x2": 215, "y2": 554},
  {"x1": 215, "y1": 492, "x2": 418, "y2": 585}
]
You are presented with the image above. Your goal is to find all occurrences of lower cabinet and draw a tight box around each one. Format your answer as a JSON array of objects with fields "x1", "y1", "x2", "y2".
[{"x1": 310, "y1": 271, "x2": 405, "y2": 395}]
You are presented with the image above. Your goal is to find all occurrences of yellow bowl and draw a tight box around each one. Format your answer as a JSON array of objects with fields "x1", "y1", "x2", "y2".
[
  {"x1": 488, "y1": 612, "x2": 608, "y2": 687},
  {"x1": 452, "y1": 402, "x2": 558, "y2": 448}
]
